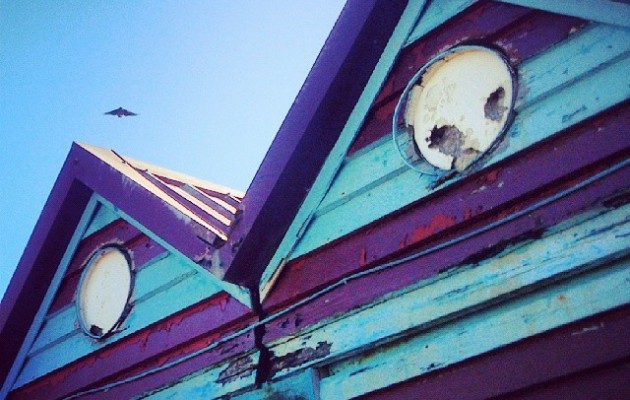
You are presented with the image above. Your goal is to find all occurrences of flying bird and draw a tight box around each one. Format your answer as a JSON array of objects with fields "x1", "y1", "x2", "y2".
[{"x1": 104, "y1": 107, "x2": 138, "y2": 117}]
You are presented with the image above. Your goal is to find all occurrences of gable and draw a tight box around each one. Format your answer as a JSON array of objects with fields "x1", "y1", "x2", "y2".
[
  {"x1": 249, "y1": 1, "x2": 629, "y2": 395},
  {"x1": 260, "y1": 0, "x2": 630, "y2": 299},
  {"x1": 0, "y1": 142, "x2": 259, "y2": 398},
  {"x1": 6, "y1": 198, "x2": 256, "y2": 399}
]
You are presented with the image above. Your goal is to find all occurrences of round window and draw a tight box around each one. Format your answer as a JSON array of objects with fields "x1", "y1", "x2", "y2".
[
  {"x1": 395, "y1": 46, "x2": 515, "y2": 172},
  {"x1": 77, "y1": 247, "x2": 132, "y2": 338}
]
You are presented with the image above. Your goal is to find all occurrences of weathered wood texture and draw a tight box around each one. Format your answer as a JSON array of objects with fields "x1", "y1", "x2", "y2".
[
  {"x1": 357, "y1": 306, "x2": 630, "y2": 400},
  {"x1": 256, "y1": 1, "x2": 630, "y2": 397},
  {"x1": 263, "y1": 205, "x2": 629, "y2": 385},
  {"x1": 278, "y1": 6, "x2": 630, "y2": 263},
  {"x1": 9, "y1": 207, "x2": 257, "y2": 400},
  {"x1": 9, "y1": 292, "x2": 256, "y2": 400},
  {"x1": 265, "y1": 102, "x2": 630, "y2": 314}
]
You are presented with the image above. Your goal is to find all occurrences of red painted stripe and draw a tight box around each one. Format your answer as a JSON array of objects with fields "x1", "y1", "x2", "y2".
[
  {"x1": 263, "y1": 103, "x2": 630, "y2": 329},
  {"x1": 9, "y1": 292, "x2": 256, "y2": 400},
  {"x1": 360, "y1": 306, "x2": 630, "y2": 400},
  {"x1": 264, "y1": 161, "x2": 628, "y2": 343},
  {"x1": 349, "y1": 3, "x2": 586, "y2": 155}
]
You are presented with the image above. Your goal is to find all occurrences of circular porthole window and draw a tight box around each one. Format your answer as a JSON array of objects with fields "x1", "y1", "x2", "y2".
[
  {"x1": 394, "y1": 46, "x2": 516, "y2": 173},
  {"x1": 77, "y1": 247, "x2": 133, "y2": 339}
]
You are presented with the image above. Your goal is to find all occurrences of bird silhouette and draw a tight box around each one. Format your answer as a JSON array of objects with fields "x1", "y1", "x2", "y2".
[{"x1": 104, "y1": 107, "x2": 138, "y2": 117}]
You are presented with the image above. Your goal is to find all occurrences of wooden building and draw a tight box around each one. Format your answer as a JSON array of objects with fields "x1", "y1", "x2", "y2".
[{"x1": 1, "y1": 1, "x2": 629, "y2": 399}]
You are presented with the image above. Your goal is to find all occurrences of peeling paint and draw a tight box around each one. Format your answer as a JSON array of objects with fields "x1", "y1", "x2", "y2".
[
  {"x1": 410, "y1": 214, "x2": 457, "y2": 243},
  {"x1": 405, "y1": 48, "x2": 514, "y2": 171},
  {"x1": 271, "y1": 341, "x2": 332, "y2": 374},
  {"x1": 217, "y1": 355, "x2": 256, "y2": 385}
]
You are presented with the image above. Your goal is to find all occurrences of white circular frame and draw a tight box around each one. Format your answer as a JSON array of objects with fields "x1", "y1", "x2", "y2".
[
  {"x1": 77, "y1": 246, "x2": 133, "y2": 339},
  {"x1": 393, "y1": 45, "x2": 516, "y2": 175}
]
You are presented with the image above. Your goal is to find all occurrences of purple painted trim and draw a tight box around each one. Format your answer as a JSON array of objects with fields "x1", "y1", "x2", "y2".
[
  {"x1": 0, "y1": 142, "x2": 227, "y2": 387},
  {"x1": 0, "y1": 157, "x2": 91, "y2": 388},
  {"x1": 219, "y1": 0, "x2": 409, "y2": 287}
]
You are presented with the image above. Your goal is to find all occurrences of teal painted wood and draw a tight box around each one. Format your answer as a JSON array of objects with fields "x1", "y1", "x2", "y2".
[
  {"x1": 141, "y1": 351, "x2": 259, "y2": 400},
  {"x1": 321, "y1": 22, "x2": 630, "y2": 215},
  {"x1": 14, "y1": 254, "x2": 222, "y2": 387},
  {"x1": 267, "y1": 205, "x2": 630, "y2": 382},
  {"x1": 94, "y1": 194, "x2": 251, "y2": 307},
  {"x1": 498, "y1": 0, "x2": 630, "y2": 28},
  {"x1": 519, "y1": 23, "x2": 630, "y2": 106},
  {"x1": 259, "y1": 0, "x2": 430, "y2": 295},
  {"x1": 231, "y1": 368, "x2": 320, "y2": 400},
  {"x1": 28, "y1": 252, "x2": 186, "y2": 355},
  {"x1": 319, "y1": 258, "x2": 630, "y2": 398},
  {"x1": 81, "y1": 201, "x2": 120, "y2": 238},
  {"x1": 1, "y1": 196, "x2": 99, "y2": 398},
  {"x1": 288, "y1": 25, "x2": 630, "y2": 259},
  {"x1": 405, "y1": 0, "x2": 477, "y2": 45}
]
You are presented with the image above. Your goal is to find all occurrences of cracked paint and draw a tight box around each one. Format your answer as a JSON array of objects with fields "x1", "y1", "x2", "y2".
[{"x1": 405, "y1": 48, "x2": 514, "y2": 171}]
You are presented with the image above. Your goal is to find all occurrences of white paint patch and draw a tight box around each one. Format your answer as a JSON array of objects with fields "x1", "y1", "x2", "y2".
[
  {"x1": 78, "y1": 248, "x2": 132, "y2": 337},
  {"x1": 405, "y1": 48, "x2": 514, "y2": 171}
]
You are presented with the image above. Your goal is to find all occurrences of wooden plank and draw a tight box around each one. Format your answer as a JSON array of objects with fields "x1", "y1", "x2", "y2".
[
  {"x1": 353, "y1": 2, "x2": 536, "y2": 154},
  {"x1": 10, "y1": 293, "x2": 255, "y2": 400},
  {"x1": 28, "y1": 252, "x2": 187, "y2": 356},
  {"x1": 374, "y1": 1, "x2": 531, "y2": 107},
  {"x1": 317, "y1": 20, "x2": 629, "y2": 228},
  {"x1": 14, "y1": 266, "x2": 223, "y2": 387},
  {"x1": 81, "y1": 201, "x2": 119, "y2": 238},
  {"x1": 517, "y1": 23, "x2": 630, "y2": 107},
  {"x1": 140, "y1": 351, "x2": 259, "y2": 400},
  {"x1": 231, "y1": 369, "x2": 320, "y2": 400},
  {"x1": 359, "y1": 307, "x2": 630, "y2": 400},
  {"x1": 290, "y1": 52, "x2": 630, "y2": 259},
  {"x1": 0, "y1": 196, "x2": 99, "y2": 400},
  {"x1": 405, "y1": 0, "x2": 478, "y2": 46},
  {"x1": 318, "y1": 258, "x2": 630, "y2": 398},
  {"x1": 94, "y1": 194, "x2": 252, "y2": 307},
  {"x1": 48, "y1": 230, "x2": 167, "y2": 314},
  {"x1": 501, "y1": 362, "x2": 630, "y2": 400},
  {"x1": 498, "y1": 0, "x2": 630, "y2": 28},
  {"x1": 265, "y1": 205, "x2": 629, "y2": 371},
  {"x1": 258, "y1": 0, "x2": 431, "y2": 296},
  {"x1": 319, "y1": 21, "x2": 629, "y2": 217},
  {"x1": 63, "y1": 218, "x2": 141, "y2": 277}
]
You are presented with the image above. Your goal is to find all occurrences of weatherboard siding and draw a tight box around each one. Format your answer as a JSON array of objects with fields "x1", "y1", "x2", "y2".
[
  {"x1": 289, "y1": 16, "x2": 630, "y2": 260},
  {"x1": 262, "y1": 205, "x2": 629, "y2": 397},
  {"x1": 9, "y1": 292, "x2": 256, "y2": 400},
  {"x1": 264, "y1": 103, "x2": 629, "y2": 314},
  {"x1": 140, "y1": 351, "x2": 260, "y2": 400},
  {"x1": 359, "y1": 307, "x2": 630, "y2": 399},
  {"x1": 255, "y1": 1, "x2": 629, "y2": 398},
  {"x1": 10, "y1": 206, "x2": 227, "y2": 390}
]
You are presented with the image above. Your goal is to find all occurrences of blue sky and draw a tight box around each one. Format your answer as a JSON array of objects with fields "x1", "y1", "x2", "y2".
[{"x1": 0, "y1": 1, "x2": 346, "y2": 298}]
